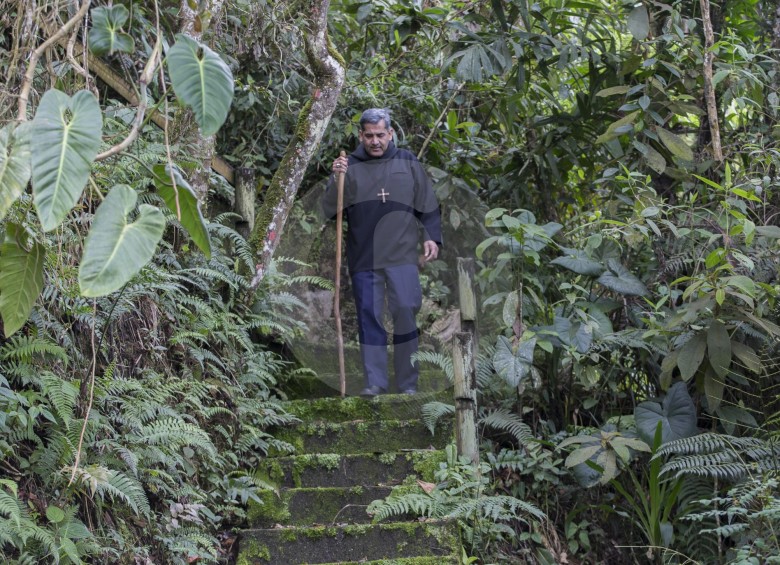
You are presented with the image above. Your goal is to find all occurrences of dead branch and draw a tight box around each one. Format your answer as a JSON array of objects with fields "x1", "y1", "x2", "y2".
[{"x1": 17, "y1": 0, "x2": 92, "y2": 121}]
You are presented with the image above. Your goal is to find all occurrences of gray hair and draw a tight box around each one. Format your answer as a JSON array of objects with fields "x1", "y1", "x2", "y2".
[{"x1": 359, "y1": 108, "x2": 392, "y2": 130}]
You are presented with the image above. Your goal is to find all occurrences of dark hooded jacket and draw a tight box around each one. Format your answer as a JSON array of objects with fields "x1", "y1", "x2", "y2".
[{"x1": 322, "y1": 142, "x2": 442, "y2": 273}]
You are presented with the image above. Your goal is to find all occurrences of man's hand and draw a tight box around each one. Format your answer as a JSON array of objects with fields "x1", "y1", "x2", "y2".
[
  {"x1": 332, "y1": 155, "x2": 348, "y2": 175},
  {"x1": 422, "y1": 240, "x2": 439, "y2": 263}
]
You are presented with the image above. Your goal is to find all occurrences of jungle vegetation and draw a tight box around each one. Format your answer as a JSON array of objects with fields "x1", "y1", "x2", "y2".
[{"x1": 0, "y1": 0, "x2": 779, "y2": 563}]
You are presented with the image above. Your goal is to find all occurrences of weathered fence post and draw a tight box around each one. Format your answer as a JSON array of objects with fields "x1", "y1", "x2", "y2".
[
  {"x1": 454, "y1": 257, "x2": 478, "y2": 465},
  {"x1": 234, "y1": 167, "x2": 256, "y2": 240}
]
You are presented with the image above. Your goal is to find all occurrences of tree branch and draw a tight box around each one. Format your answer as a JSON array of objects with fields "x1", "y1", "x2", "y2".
[
  {"x1": 95, "y1": 40, "x2": 161, "y2": 161},
  {"x1": 17, "y1": 0, "x2": 93, "y2": 121}
]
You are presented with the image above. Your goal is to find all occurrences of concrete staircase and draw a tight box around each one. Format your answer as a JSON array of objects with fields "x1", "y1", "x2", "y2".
[{"x1": 236, "y1": 374, "x2": 459, "y2": 564}]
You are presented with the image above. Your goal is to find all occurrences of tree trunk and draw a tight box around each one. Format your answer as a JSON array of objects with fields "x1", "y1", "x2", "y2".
[
  {"x1": 248, "y1": 0, "x2": 345, "y2": 288},
  {"x1": 699, "y1": 0, "x2": 723, "y2": 161}
]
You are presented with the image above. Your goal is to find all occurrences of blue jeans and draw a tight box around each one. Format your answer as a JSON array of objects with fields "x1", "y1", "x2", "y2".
[{"x1": 351, "y1": 264, "x2": 422, "y2": 392}]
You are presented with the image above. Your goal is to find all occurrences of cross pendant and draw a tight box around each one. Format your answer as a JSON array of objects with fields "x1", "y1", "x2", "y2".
[{"x1": 377, "y1": 188, "x2": 390, "y2": 203}]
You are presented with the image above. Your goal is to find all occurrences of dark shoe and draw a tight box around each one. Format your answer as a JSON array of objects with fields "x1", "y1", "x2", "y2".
[
  {"x1": 400, "y1": 388, "x2": 417, "y2": 395},
  {"x1": 360, "y1": 385, "x2": 384, "y2": 398}
]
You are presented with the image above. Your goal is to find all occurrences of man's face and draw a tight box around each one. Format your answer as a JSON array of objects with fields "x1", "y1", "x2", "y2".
[{"x1": 358, "y1": 120, "x2": 393, "y2": 157}]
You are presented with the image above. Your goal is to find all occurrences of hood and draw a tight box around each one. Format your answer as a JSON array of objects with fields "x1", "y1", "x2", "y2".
[{"x1": 351, "y1": 141, "x2": 398, "y2": 162}]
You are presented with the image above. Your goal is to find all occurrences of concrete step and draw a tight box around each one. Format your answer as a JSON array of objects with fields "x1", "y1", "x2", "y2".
[
  {"x1": 248, "y1": 486, "x2": 393, "y2": 527},
  {"x1": 256, "y1": 450, "x2": 445, "y2": 489},
  {"x1": 283, "y1": 370, "x2": 451, "y2": 400},
  {"x1": 272, "y1": 419, "x2": 453, "y2": 455},
  {"x1": 237, "y1": 520, "x2": 458, "y2": 565},
  {"x1": 283, "y1": 390, "x2": 452, "y2": 424}
]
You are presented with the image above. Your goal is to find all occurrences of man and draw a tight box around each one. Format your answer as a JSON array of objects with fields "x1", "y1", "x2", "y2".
[{"x1": 322, "y1": 108, "x2": 442, "y2": 397}]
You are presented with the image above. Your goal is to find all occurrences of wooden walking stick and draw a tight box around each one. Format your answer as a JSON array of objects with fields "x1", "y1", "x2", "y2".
[{"x1": 334, "y1": 151, "x2": 347, "y2": 398}]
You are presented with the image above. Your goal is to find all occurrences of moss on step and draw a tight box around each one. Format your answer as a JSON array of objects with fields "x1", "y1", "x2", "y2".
[
  {"x1": 247, "y1": 485, "x2": 391, "y2": 527},
  {"x1": 238, "y1": 520, "x2": 460, "y2": 564},
  {"x1": 235, "y1": 539, "x2": 270, "y2": 565},
  {"x1": 273, "y1": 419, "x2": 453, "y2": 455},
  {"x1": 283, "y1": 390, "x2": 453, "y2": 423}
]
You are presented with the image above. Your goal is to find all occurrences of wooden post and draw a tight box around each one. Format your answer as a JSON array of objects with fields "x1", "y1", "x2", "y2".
[
  {"x1": 234, "y1": 168, "x2": 256, "y2": 240},
  {"x1": 458, "y1": 258, "x2": 477, "y2": 330},
  {"x1": 453, "y1": 331, "x2": 478, "y2": 465},
  {"x1": 454, "y1": 257, "x2": 478, "y2": 464}
]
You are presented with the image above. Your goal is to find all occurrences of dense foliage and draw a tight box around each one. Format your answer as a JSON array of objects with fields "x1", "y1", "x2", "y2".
[{"x1": 1, "y1": 0, "x2": 779, "y2": 563}]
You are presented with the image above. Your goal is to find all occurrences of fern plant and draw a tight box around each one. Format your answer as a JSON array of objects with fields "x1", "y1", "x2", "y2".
[{"x1": 368, "y1": 444, "x2": 545, "y2": 558}]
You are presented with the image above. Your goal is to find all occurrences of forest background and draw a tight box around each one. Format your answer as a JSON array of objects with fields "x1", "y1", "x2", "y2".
[{"x1": 0, "y1": 0, "x2": 779, "y2": 563}]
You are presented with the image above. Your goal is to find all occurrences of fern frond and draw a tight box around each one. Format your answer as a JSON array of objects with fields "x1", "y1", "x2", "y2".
[
  {"x1": 449, "y1": 494, "x2": 545, "y2": 523},
  {"x1": 411, "y1": 351, "x2": 453, "y2": 380},
  {"x1": 104, "y1": 469, "x2": 151, "y2": 516},
  {"x1": 479, "y1": 408, "x2": 535, "y2": 446},
  {"x1": 40, "y1": 373, "x2": 78, "y2": 424},
  {"x1": 368, "y1": 493, "x2": 439, "y2": 521},
  {"x1": 422, "y1": 401, "x2": 455, "y2": 433},
  {"x1": 140, "y1": 418, "x2": 217, "y2": 457},
  {"x1": 0, "y1": 336, "x2": 68, "y2": 365}
]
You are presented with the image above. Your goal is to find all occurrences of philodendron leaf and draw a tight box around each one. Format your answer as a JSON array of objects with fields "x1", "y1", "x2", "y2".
[
  {"x1": 152, "y1": 164, "x2": 211, "y2": 258},
  {"x1": 493, "y1": 335, "x2": 536, "y2": 387},
  {"x1": 707, "y1": 319, "x2": 732, "y2": 378},
  {"x1": 167, "y1": 34, "x2": 234, "y2": 136},
  {"x1": 0, "y1": 122, "x2": 32, "y2": 221},
  {"x1": 79, "y1": 185, "x2": 165, "y2": 297},
  {"x1": 0, "y1": 227, "x2": 45, "y2": 337},
  {"x1": 550, "y1": 248, "x2": 604, "y2": 276},
  {"x1": 635, "y1": 381, "x2": 697, "y2": 446},
  {"x1": 32, "y1": 89, "x2": 102, "y2": 231},
  {"x1": 88, "y1": 5, "x2": 135, "y2": 55},
  {"x1": 597, "y1": 258, "x2": 648, "y2": 296}
]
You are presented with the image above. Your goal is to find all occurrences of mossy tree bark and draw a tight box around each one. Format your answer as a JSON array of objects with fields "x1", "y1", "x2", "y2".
[{"x1": 248, "y1": 0, "x2": 345, "y2": 289}]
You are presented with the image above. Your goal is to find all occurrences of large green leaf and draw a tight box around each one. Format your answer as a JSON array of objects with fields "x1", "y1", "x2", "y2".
[
  {"x1": 634, "y1": 382, "x2": 697, "y2": 445},
  {"x1": 627, "y1": 5, "x2": 650, "y2": 40},
  {"x1": 597, "y1": 258, "x2": 648, "y2": 296},
  {"x1": 645, "y1": 145, "x2": 666, "y2": 174},
  {"x1": 88, "y1": 5, "x2": 135, "y2": 55},
  {"x1": 0, "y1": 227, "x2": 45, "y2": 337},
  {"x1": 704, "y1": 366, "x2": 725, "y2": 413},
  {"x1": 493, "y1": 335, "x2": 536, "y2": 387},
  {"x1": 32, "y1": 89, "x2": 102, "y2": 231},
  {"x1": 167, "y1": 35, "x2": 234, "y2": 136},
  {"x1": 550, "y1": 248, "x2": 604, "y2": 276},
  {"x1": 152, "y1": 165, "x2": 211, "y2": 258},
  {"x1": 79, "y1": 185, "x2": 165, "y2": 297},
  {"x1": 453, "y1": 43, "x2": 496, "y2": 83},
  {"x1": 0, "y1": 122, "x2": 31, "y2": 221},
  {"x1": 657, "y1": 127, "x2": 694, "y2": 161},
  {"x1": 732, "y1": 341, "x2": 760, "y2": 374},
  {"x1": 707, "y1": 319, "x2": 732, "y2": 378},
  {"x1": 677, "y1": 331, "x2": 706, "y2": 381},
  {"x1": 540, "y1": 316, "x2": 593, "y2": 354},
  {"x1": 596, "y1": 111, "x2": 640, "y2": 144}
]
